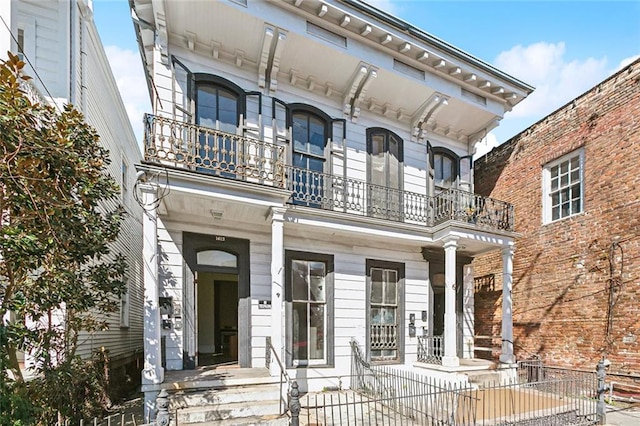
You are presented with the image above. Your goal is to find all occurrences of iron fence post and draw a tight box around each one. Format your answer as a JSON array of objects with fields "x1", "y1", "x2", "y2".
[
  {"x1": 289, "y1": 380, "x2": 300, "y2": 426},
  {"x1": 155, "y1": 389, "x2": 170, "y2": 426},
  {"x1": 596, "y1": 358, "x2": 610, "y2": 425}
]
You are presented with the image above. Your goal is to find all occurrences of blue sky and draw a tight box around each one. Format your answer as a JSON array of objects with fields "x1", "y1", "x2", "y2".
[{"x1": 93, "y1": 0, "x2": 640, "y2": 155}]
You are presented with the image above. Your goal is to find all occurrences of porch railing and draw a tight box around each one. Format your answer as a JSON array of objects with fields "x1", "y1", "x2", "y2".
[
  {"x1": 417, "y1": 335, "x2": 444, "y2": 365},
  {"x1": 433, "y1": 188, "x2": 514, "y2": 231},
  {"x1": 143, "y1": 115, "x2": 514, "y2": 232},
  {"x1": 143, "y1": 114, "x2": 286, "y2": 187},
  {"x1": 265, "y1": 336, "x2": 293, "y2": 417}
]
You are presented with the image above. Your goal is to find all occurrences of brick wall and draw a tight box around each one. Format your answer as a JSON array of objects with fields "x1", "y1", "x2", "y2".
[{"x1": 473, "y1": 60, "x2": 640, "y2": 387}]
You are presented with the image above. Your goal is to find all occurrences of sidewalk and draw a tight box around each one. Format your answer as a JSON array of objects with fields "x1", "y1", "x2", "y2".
[{"x1": 605, "y1": 404, "x2": 640, "y2": 426}]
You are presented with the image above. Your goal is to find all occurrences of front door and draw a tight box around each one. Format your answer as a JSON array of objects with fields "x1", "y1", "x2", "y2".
[
  {"x1": 196, "y1": 272, "x2": 239, "y2": 366},
  {"x1": 184, "y1": 233, "x2": 250, "y2": 369}
]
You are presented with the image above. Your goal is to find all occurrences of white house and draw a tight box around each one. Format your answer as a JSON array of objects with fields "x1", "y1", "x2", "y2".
[
  {"x1": 0, "y1": 0, "x2": 144, "y2": 392},
  {"x1": 130, "y1": 0, "x2": 534, "y2": 417}
]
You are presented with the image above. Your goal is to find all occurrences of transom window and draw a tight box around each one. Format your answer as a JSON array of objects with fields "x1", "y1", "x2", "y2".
[
  {"x1": 543, "y1": 150, "x2": 584, "y2": 223},
  {"x1": 196, "y1": 250, "x2": 237, "y2": 268}
]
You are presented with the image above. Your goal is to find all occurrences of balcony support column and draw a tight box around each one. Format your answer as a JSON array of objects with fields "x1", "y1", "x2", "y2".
[
  {"x1": 140, "y1": 183, "x2": 164, "y2": 421},
  {"x1": 500, "y1": 244, "x2": 515, "y2": 364},
  {"x1": 269, "y1": 207, "x2": 286, "y2": 376},
  {"x1": 442, "y1": 237, "x2": 459, "y2": 367}
]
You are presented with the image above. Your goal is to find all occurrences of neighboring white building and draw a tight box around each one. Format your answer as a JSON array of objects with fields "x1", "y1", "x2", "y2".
[
  {"x1": 130, "y1": 0, "x2": 534, "y2": 415},
  {"x1": 0, "y1": 0, "x2": 144, "y2": 392}
]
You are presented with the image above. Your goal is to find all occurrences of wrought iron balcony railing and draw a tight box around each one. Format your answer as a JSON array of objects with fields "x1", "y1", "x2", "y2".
[
  {"x1": 433, "y1": 188, "x2": 514, "y2": 231},
  {"x1": 285, "y1": 165, "x2": 429, "y2": 224},
  {"x1": 143, "y1": 114, "x2": 286, "y2": 187},
  {"x1": 143, "y1": 115, "x2": 514, "y2": 232}
]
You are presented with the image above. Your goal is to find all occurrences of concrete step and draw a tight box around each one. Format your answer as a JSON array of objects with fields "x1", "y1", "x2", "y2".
[
  {"x1": 186, "y1": 414, "x2": 289, "y2": 425},
  {"x1": 170, "y1": 383, "x2": 283, "y2": 409},
  {"x1": 177, "y1": 400, "x2": 283, "y2": 424}
]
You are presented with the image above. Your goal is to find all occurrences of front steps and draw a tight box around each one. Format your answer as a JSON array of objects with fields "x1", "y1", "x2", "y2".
[{"x1": 159, "y1": 367, "x2": 289, "y2": 425}]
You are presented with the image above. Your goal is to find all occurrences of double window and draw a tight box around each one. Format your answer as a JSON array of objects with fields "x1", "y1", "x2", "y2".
[
  {"x1": 543, "y1": 150, "x2": 584, "y2": 223},
  {"x1": 285, "y1": 251, "x2": 334, "y2": 367}
]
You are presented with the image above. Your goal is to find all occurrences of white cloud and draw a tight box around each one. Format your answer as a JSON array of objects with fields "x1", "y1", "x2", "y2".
[
  {"x1": 615, "y1": 54, "x2": 640, "y2": 72},
  {"x1": 495, "y1": 41, "x2": 609, "y2": 120},
  {"x1": 104, "y1": 45, "x2": 150, "y2": 147},
  {"x1": 473, "y1": 132, "x2": 499, "y2": 159}
]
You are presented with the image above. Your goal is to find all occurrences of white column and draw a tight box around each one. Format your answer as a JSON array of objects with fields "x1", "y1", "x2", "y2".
[
  {"x1": 442, "y1": 237, "x2": 459, "y2": 367},
  {"x1": 140, "y1": 184, "x2": 163, "y2": 419},
  {"x1": 269, "y1": 207, "x2": 286, "y2": 375},
  {"x1": 462, "y1": 264, "x2": 475, "y2": 359},
  {"x1": 500, "y1": 244, "x2": 515, "y2": 364}
]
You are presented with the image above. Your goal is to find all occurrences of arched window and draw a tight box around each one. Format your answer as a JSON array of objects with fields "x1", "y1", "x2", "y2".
[
  {"x1": 430, "y1": 147, "x2": 473, "y2": 194},
  {"x1": 434, "y1": 150, "x2": 457, "y2": 191},
  {"x1": 289, "y1": 104, "x2": 330, "y2": 207},
  {"x1": 367, "y1": 128, "x2": 404, "y2": 219},
  {"x1": 196, "y1": 250, "x2": 238, "y2": 268},
  {"x1": 194, "y1": 75, "x2": 244, "y2": 175}
]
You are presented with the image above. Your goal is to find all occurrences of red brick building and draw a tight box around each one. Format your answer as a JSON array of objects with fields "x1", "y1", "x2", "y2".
[{"x1": 473, "y1": 59, "x2": 640, "y2": 391}]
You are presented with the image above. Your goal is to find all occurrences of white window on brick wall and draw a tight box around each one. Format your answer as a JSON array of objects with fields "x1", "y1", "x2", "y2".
[{"x1": 542, "y1": 149, "x2": 584, "y2": 223}]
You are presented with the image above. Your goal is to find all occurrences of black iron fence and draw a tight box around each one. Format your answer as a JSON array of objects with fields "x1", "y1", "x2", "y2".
[{"x1": 290, "y1": 342, "x2": 603, "y2": 425}]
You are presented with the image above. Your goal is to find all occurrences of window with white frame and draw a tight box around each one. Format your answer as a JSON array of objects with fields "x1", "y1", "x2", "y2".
[{"x1": 543, "y1": 150, "x2": 584, "y2": 223}]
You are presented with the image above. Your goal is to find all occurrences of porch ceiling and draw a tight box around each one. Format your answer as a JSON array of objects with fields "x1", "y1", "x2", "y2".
[{"x1": 132, "y1": 0, "x2": 522, "y2": 143}]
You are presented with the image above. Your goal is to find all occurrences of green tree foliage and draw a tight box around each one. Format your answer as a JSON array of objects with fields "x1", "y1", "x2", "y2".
[{"x1": 0, "y1": 53, "x2": 127, "y2": 424}]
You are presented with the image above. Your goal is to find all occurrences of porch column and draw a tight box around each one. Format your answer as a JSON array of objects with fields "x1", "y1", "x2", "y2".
[
  {"x1": 462, "y1": 264, "x2": 475, "y2": 359},
  {"x1": 270, "y1": 207, "x2": 286, "y2": 375},
  {"x1": 140, "y1": 183, "x2": 163, "y2": 420},
  {"x1": 442, "y1": 237, "x2": 459, "y2": 367},
  {"x1": 500, "y1": 244, "x2": 515, "y2": 364}
]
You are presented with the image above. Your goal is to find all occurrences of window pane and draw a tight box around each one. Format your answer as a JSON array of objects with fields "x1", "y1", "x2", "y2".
[
  {"x1": 309, "y1": 304, "x2": 325, "y2": 359},
  {"x1": 218, "y1": 88, "x2": 237, "y2": 132},
  {"x1": 388, "y1": 144, "x2": 400, "y2": 189},
  {"x1": 292, "y1": 302, "x2": 308, "y2": 361},
  {"x1": 551, "y1": 176, "x2": 559, "y2": 191},
  {"x1": 561, "y1": 202, "x2": 570, "y2": 217},
  {"x1": 560, "y1": 161, "x2": 568, "y2": 174},
  {"x1": 571, "y1": 199, "x2": 580, "y2": 214},
  {"x1": 308, "y1": 156, "x2": 324, "y2": 173},
  {"x1": 292, "y1": 260, "x2": 308, "y2": 301},
  {"x1": 371, "y1": 268, "x2": 383, "y2": 304},
  {"x1": 570, "y1": 156, "x2": 580, "y2": 171},
  {"x1": 384, "y1": 270, "x2": 397, "y2": 304},
  {"x1": 552, "y1": 206, "x2": 560, "y2": 221},
  {"x1": 292, "y1": 114, "x2": 308, "y2": 153},
  {"x1": 560, "y1": 173, "x2": 568, "y2": 187},
  {"x1": 309, "y1": 262, "x2": 325, "y2": 302},
  {"x1": 197, "y1": 86, "x2": 218, "y2": 129},
  {"x1": 196, "y1": 250, "x2": 237, "y2": 267},
  {"x1": 551, "y1": 192, "x2": 559, "y2": 207},
  {"x1": 309, "y1": 116, "x2": 325, "y2": 156}
]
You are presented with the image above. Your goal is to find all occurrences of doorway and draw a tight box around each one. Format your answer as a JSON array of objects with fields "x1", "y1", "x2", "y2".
[
  {"x1": 196, "y1": 272, "x2": 239, "y2": 366},
  {"x1": 184, "y1": 232, "x2": 250, "y2": 369}
]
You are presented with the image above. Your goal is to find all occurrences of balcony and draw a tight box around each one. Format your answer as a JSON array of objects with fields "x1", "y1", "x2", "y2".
[{"x1": 143, "y1": 114, "x2": 514, "y2": 232}]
